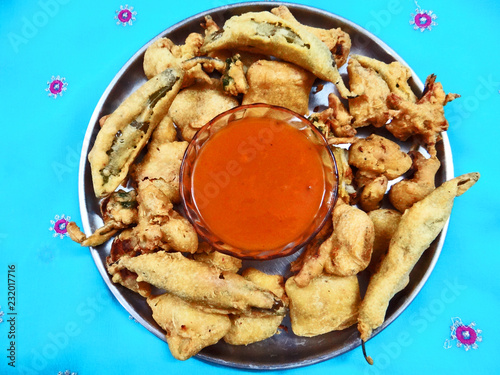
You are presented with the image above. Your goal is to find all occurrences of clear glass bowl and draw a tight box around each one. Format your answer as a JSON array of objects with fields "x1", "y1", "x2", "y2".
[{"x1": 180, "y1": 103, "x2": 338, "y2": 260}]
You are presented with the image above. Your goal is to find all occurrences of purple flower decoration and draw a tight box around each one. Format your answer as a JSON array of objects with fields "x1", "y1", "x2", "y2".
[
  {"x1": 410, "y1": 1, "x2": 437, "y2": 32},
  {"x1": 444, "y1": 317, "x2": 482, "y2": 351},
  {"x1": 115, "y1": 5, "x2": 137, "y2": 26},
  {"x1": 46, "y1": 75, "x2": 67, "y2": 98},
  {"x1": 49, "y1": 214, "x2": 70, "y2": 239}
]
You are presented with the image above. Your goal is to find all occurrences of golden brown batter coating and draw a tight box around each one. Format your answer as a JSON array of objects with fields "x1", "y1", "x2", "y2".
[
  {"x1": 270, "y1": 5, "x2": 351, "y2": 68},
  {"x1": 367, "y1": 209, "x2": 402, "y2": 273},
  {"x1": 147, "y1": 293, "x2": 231, "y2": 360},
  {"x1": 131, "y1": 140, "x2": 188, "y2": 204},
  {"x1": 286, "y1": 274, "x2": 360, "y2": 337},
  {"x1": 349, "y1": 134, "x2": 412, "y2": 180},
  {"x1": 242, "y1": 60, "x2": 315, "y2": 115},
  {"x1": 386, "y1": 74, "x2": 460, "y2": 156},
  {"x1": 143, "y1": 33, "x2": 204, "y2": 79},
  {"x1": 88, "y1": 68, "x2": 184, "y2": 197},
  {"x1": 168, "y1": 78, "x2": 239, "y2": 141},
  {"x1": 389, "y1": 151, "x2": 441, "y2": 212},
  {"x1": 358, "y1": 173, "x2": 480, "y2": 342},
  {"x1": 201, "y1": 11, "x2": 353, "y2": 98},
  {"x1": 113, "y1": 251, "x2": 286, "y2": 316},
  {"x1": 223, "y1": 268, "x2": 286, "y2": 345}
]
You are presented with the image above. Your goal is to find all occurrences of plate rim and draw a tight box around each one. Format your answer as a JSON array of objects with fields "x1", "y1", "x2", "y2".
[{"x1": 77, "y1": 1, "x2": 455, "y2": 370}]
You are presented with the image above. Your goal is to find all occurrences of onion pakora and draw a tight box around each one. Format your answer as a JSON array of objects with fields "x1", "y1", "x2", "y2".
[
  {"x1": 242, "y1": 60, "x2": 315, "y2": 115},
  {"x1": 168, "y1": 78, "x2": 239, "y2": 141},
  {"x1": 386, "y1": 74, "x2": 460, "y2": 156}
]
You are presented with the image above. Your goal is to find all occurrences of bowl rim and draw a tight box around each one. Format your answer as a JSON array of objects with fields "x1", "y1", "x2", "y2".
[{"x1": 179, "y1": 103, "x2": 339, "y2": 260}]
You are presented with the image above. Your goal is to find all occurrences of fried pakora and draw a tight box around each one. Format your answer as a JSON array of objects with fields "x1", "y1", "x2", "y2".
[
  {"x1": 168, "y1": 78, "x2": 239, "y2": 141},
  {"x1": 242, "y1": 60, "x2": 315, "y2": 115},
  {"x1": 131, "y1": 140, "x2": 188, "y2": 204},
  {"x1": 67, "y1": 189, "x2": 139, "y2": 247},
  {"x1": 294, "y1": 199, "x2": 374, "y2": 284},
  {"x1": 132, "y1": 180, "x2": 198, "y2": 253},
  {"x1": 224, "y1": 268, "x2": 287, "y2": 345},
  {"x1": 347, "y1": 57, "x2": 392, "y2": 128},
  {"x1": 309, "y1": 93, "x2": 357, "y2": 144},
  {"x1": 358, "y1": 172, "x2": 480, "y2": 342},
  {"x1": 359, "y1": 175, "x2": 388, "y2": 212},
  {"x1": 270, "y1": 5, "x2": 351, "y2": 68},
  {"x1": 88, "y1": 68, "x2": 184, "y2": 197},
  {"x1": 367, "y1": 209, "x2": 402, "y2": 273},
  {"x1": 286, "y1": 274, "x2": 360, "y2": 337},
  {"x1": 201, "y1": 11, "x2": 353, "y2": 98},
  {"x1": 143, "y1": 33, "x2": 204, "y2": 79},
  {"x1": 349, "y1": 134, "x2": 412, "y2": 180},
  {"x1": 147, "y1": 293, "x2": 231, "y2": 360},
  {"x1": 386, "y1": 74, "x2": 460, "y2": 156},
  {"x1": 389, "y1": 151, "x2": 441, "y2": 212},
  {"x1": 111, "y1": 251, "x2": 286, "y2": 316}
]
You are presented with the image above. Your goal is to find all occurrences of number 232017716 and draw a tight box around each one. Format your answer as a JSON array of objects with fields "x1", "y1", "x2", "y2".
[{"x1": 8, "y1": 265, "x2": 16, "y2": 311}]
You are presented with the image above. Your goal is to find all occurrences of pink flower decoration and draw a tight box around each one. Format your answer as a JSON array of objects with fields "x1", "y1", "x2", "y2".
[
  {"x1": 115, "y1": 5, "x2": 137, "y2": 26},
  {"x1": 444, "y1": 317, "x2": 482, "y2": 351},
  {"x1": 410, "y1": 2, "x2": 437, "y2": 32}
]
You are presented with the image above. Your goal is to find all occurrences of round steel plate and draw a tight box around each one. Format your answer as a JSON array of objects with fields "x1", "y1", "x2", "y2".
[{"x1": 78, "y1": 2, "x2": 453, "y2": 370}]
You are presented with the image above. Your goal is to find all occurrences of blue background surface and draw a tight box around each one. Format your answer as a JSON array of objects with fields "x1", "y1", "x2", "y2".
[{"x1": 1, "y1": 0, "x2": 499, "y2": 374}]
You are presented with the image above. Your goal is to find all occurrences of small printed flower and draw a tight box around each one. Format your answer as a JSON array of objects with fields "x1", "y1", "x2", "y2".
[
  {"x1": 444, "y1": 317, "x2": 482, "y2": 351},
  {"x1": 49, "y1": 214, "x2": 71, "y2": 239},
  {"x1": 410, "y1": 1, "x2": 437, "y2": 32},
  {"x1": 46, "y1": 75, "x2": 68, "y2": 98},
  {"x1": 115, "y1": 4, "x2": 137, "y2": 26}
]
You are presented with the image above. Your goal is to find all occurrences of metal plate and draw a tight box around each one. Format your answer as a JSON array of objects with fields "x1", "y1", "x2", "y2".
[{"x1": 78, "y1": 2, "x2": 453, "y2": 370}]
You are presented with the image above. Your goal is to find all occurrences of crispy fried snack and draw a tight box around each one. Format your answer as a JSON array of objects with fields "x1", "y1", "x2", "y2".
[
  {"x1": 242, "y1": 60, "x2": 315, "y2": 115},
  {"x1": 367, "y1": 209, "x2": 402, "y2": 273},
  {"x1": 352, "y1": 54, "x2": 416, "y2": 102},
  {"x1": 131, "y1": 140, "x2": 188, "y2": 204},
  {"x1": 224, "y1": 268, "x2": 287, "y2": 345},
  {"x1": 329, "y1": 146, "x2": 356, "y2": 204},
  {"x1": 106, "y1": 229, "x2": 152, "y2": 297},
  {"x1": 200, "y1": 11, "x2": 353, "y2": 98},
  {"x1": 389, "y1": 151, "x2": 441, "y2": 212},
  {"x1": 67, "y1": 189, "x2": 139, "y2": 247},
  {"x1": 310, "y1": 94, "x2": 357, "y2": 144},
  {"x1": 180, "y1": 56, "x2": 226, "y2": 88},
  {"x1": 221, "y1": 54, "x2": 249, "y2": 95},
  {"x1": 289, "y1": 218, "x2": 333, "y2": 281},
  {"x1": 358, "y1": 172, "x2": 480, "y2": 341},
  {"x1": 147, "y1": 293, "x2": 231, "y2": 360},
  {"x1": 286, "y1": 274, "x2": 360, "y2": 337},
  {"x1": 88, "y1": 68, "x2": 184, "y2": 197},
  {"x1": 294, "y1": 199, "x2": 374, "y2": 285},
  {"x1": 359, "y1": 175, "x2": 388, "y2": 212},
  {"x1": 168, "y1": 78, "x2": 239, "y2": 141},
  {"x1": 347, "y1": 57, "x2": 392, "y2": 128},
  {"x1": 323, "y1": 200, "x2": 375, "y2": 276},
  {"x1": 192, "y1": 249, "x2": 243, "y2": 273},
  {"x1": 270, "y1": 5, "x2": 351, "y2": 68},
  {"x1": 347, "y1": 54, "x2": 417, "y2": 128},
  {"x1": 132, "y1": 180, "x2": 198, "y2": 253},
  {"x1": 111, "y1": 251, "x2": 286, "y2": 316},
  {"x1": 386, "y1": 74, "x2": 460, "y2": 156},
  {"x1": 349, "y1": 134, "x2": 412, "y2": 180},
  {"x1": 143, "y1": 34, "x2": 204, "y2": 79}
]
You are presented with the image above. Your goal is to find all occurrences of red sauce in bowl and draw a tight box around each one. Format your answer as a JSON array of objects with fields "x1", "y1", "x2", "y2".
[{"x1": 181, "y1": 104, "x2": 337, "y2": 259}]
